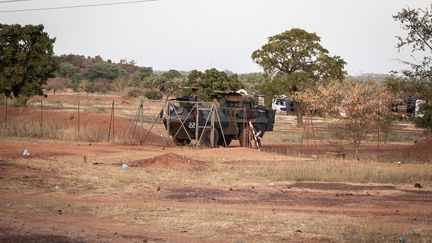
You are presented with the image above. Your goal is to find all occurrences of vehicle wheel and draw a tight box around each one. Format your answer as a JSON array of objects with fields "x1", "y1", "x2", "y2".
[
  {"x1": 173, "y1": 137, "x2": 191, "y2": 146},
  {"x1": 218, "y1": 135, "x2": 232, "y2": 147},
  {"x1": 201, "y1": 128, "x2": 219, "y2": 147}
]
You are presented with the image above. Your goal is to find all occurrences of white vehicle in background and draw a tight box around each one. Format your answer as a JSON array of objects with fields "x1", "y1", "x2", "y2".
[
  {"x1": 272, "y1": 98, "x2": 288, "y2": 112},
  {"x1": 415, "y1": 99, "x2": 425, "y2": 118}
]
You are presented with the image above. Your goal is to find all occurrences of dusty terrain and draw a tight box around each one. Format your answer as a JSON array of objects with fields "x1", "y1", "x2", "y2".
[
  {"x1": 1, "y1": 138, "x2": 432, "y2": 242},
  {"x1": 1, "y1": 94, "x2": 432, "y2": 242}
]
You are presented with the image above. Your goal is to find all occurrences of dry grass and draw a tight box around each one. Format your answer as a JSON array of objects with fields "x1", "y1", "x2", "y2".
[
  {"x1": 3, "y1": 197, "x2": 431, "y2": 242},
  {"x1": 0, "y1": 118, "x2": 107, "y2": 142},
  {"x1": 248, "y1": 159, "x2": 432, "y2": 185},
  {"x1": 2, "y1": 152, "x2": 432, "y2": 242}
]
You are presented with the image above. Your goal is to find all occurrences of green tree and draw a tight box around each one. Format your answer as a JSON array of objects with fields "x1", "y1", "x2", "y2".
[
  {"x1": 162, "y1": 69, "x2": 182, "y2": 80},
  {"x1": 186, "y1": 68, "x2": 243, "y2": 100},
  {"x1": 238, "y1": 72, "x2": 267, "y2": 93},
  {"x1": 392, "y1": 5, "x2": 432, "y2": 130},
  {"x1": 131, "y1": 67, "x2": 153, "y2": 86},
  {"x1": 252, "y1": 28, "x2": 346, "y2": 127},
  {"x1": 82, "y1": 63, "x2": 126, "y2": 81},
  {"x1": 0, "y1": 24, "x2": 57, "y2": 99},
  {"x1": 57, "y1": 62, "x2": 80, "y2": 90}
]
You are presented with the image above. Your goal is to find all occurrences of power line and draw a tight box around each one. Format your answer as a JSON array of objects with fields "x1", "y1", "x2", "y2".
[
  {"x1": 0, "y1": 0, "x2": 30, "y2": 4},
  {"x1": 0, "y1": 0, "x2": 157, "y2": 13}
]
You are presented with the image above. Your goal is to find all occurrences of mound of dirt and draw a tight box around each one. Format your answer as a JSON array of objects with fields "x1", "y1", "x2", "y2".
[
  {"x1": 125, "y1": 153, "x2": 209, "y2": 171},
  {"x1": 407, "y1": 136, "x2": 432, "y2": 162}
]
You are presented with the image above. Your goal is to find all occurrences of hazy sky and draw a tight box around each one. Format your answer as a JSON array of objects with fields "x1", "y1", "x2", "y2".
[{"x1": 1, "y1": 0, "x2": 430, "y2": 74}]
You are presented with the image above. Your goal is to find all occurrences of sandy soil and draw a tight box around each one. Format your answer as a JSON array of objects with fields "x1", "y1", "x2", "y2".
[{"x1": 1, "y1": 138, "x2": 432, "y2": 242}]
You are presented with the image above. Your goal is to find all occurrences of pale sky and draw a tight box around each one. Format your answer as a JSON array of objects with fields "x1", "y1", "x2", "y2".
[{"x1": 0, "y1": 0, "x2": 430, "y2": 74}]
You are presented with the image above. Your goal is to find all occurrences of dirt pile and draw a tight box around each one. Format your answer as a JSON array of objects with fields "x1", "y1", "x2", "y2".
[
  {"x1": 407, "y1": 136, "x2": 432, "y2": 162},
  {"x1": 125, "y1": 153, "x2": 209, "y2": 171}
]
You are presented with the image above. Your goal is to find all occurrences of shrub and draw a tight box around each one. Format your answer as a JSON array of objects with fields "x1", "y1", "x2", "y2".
[
  {"x1": 144, "y1": 90, "x2": 162, "y2": 100},
  {"x1": 124, "y1": 87, "x2": 142, "y2": 99}
]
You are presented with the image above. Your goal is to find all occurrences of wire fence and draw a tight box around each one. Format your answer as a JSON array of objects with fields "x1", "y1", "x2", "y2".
[{"x1": 0, "y1": 96, "x2": 428, "y2": 160}]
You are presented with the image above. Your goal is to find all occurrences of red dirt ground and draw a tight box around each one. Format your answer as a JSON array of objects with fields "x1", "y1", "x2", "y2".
[{"x1": 0, "y1": 139, "x2": 431, "y2": 242}]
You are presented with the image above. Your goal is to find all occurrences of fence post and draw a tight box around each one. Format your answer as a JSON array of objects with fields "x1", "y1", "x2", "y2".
[
  {"x1": 77, "y1": 99, "x2": 80, "y2": 141},
  {"x1": 108, "y1": 99, "x2": 115, "y2": 142},
  {"x1": 377, "y1": 127, "x2": 380, "y2": 161},
  {"x1": 210, "y1": 103, "x2": 215, "y2": 148},
  {"x1": 112, "y1": 100, "x2": 115, "y2": 141},
  {"x1": 5, "y1": 96, "x2": 7, "y2": 130},
  {"x1": 40, "y1": 98, "x2": 43, "y2": 137}
]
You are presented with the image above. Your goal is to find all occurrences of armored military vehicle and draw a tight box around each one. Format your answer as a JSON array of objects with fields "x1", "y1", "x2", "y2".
[{"x1": 163, "y1": 91, "x2": 275, "y2": 147}]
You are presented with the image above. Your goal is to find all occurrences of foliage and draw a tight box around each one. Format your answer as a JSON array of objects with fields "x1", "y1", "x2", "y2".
[
  {"x1": 162, "y1": 69, "x2": 182, "y2": 80},
  {"x1": 144, "y1": 90, "x2": 162, "y2": 100},
  {"x1": 0, "y1": 24, "x2": 57, "y2": 99},
  {"x1": 391, "y1": 5, "x2": 432, "y2": 129},
  {"x1": 131, "y1": 67, "x2": 153, "y2": 86},
  {"x1": 57, "y1": 62, "x2": 78, "y2": 80},
  {"x1": 124, "y1": 87, "x2": 143, "y2": 99},
  {"x1": 238, "y1": 72, "x2": 267, "y2": 93},
  {"x1": 79, "y1": 80, "x2": 94, "y2": 93},
  {"x1": 415, "y1": 103, "x2": 432, "y2": 130},
  {"x1": 301, "y1": 80, "x2": 394, "y2": 158},
  {"x1": 252, "y1": 28, "x2": 346, "y2": 83},
  {"x1": 112, "y1": 77, "x2": 130, "y2": 95},
  {"x1": 252, "y1": 28, "x2": 346, "y2": 126},
  {"x1": 185, "y1": 68, "x2": 243, "y2": 100},
  {"x1": 56, "y1": 62, "x2": 80, "y2": 90},
  {"x1": 82, "y1": 63, "x2": 127, "y2": 81},
  {"x1": 142, "y1": 76, "x2": 181, "y2": 93}
]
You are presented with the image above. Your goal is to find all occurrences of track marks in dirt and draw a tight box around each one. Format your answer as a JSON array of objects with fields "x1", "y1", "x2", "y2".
[{"x1": 164, "y1": 182, "x2": 432, "y2": 217}]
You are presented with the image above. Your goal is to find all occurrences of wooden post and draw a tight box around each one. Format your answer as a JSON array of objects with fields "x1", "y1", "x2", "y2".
[
  {"x1": 77, "y1": 99, "x2": 80, "y2": 141},
  {"x1": 108, "y1": 99, "x2": 114, "y2": 142},
  {"x1": 140, "y1": 101, "x2": 143, "y2": 145},
  {"x1": 195, "y1": 102, "x2": 199, "y2": 148},
  {"x1": 40, "y1": 98, "x2": 43, "y2": 137},
  {"x1": 377, "y1": 127, "x2": 380, "y2": 161},
  {"x1": 5, "y1": 96, "x2": 7, "y2": 130},
  {"x1": 210, "y1": 103, "x2": 215, "y2": 148},
  {"x1": 242, "y1": 105, "x2": 247, "y2": 148},
  {"x1": 167, "y1": 102, "x2": 171, "y2": 145},
  {"x1": 112, "y1": 100, "x2": 115, "y2": 141}
]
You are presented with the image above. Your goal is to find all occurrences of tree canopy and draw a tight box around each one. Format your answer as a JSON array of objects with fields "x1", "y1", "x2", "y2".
[
  {"x1": 390, "y1": 4, "x2": 432, "y2": 130},
  {"x1": 82, "y1": 63, "x2": 127, "y2": 81},
  {"x1": 252, "y1": 28, "x2": 346, "y2": 88},
  {"x1": 185, "y1": 68, "x2": 244, "y2": 100},
  {"x1": 252, "y1": 28, "x2": 346, "y2": 126},
  {"x1": 0, "y1": 24, "x2": 57, "y2": 98}
]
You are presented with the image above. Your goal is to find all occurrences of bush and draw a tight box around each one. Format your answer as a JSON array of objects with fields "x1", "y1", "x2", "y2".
[
  {"x1": 124, "y1": 87, "x2": 142, "y2": 99},
  {"x1": 144, "y1": 90, "x2": 162, "y2": 100}
]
